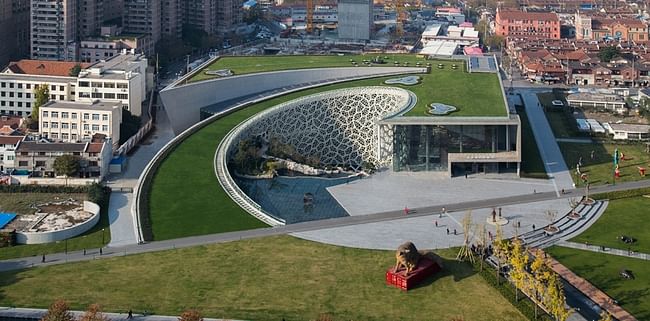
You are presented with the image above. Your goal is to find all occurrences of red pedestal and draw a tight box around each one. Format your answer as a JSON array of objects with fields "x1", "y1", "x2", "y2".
[{"x1": 385, "y1": 257, "x2": 441, "y2": 291}]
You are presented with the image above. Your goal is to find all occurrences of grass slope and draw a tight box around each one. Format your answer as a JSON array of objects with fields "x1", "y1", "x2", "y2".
[
  {"x1": 546, "y1": 246, "x2": 650, "y2": 320},
  {"x1": 570, "y1": 196, "x2": 650, "y2": 253},
  {"x1": 0, "y1": 193, "x2": 111, "y2": 260},
  {"x1": 559, "y1": 142, "x2": 650, "y2": 186},
  {"x1": 0, "y1": 236, "x2": 525, "y2": 321}
]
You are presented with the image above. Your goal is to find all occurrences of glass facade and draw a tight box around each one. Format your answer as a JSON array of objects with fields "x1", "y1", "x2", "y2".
[{"x1": 393, "y1": 124, "x2": 517, "y2": 172}]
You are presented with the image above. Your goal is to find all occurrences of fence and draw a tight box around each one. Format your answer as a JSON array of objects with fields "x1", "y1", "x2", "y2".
[{"x1": 115, "y1": 89, "x2": 156, "y2": 156}]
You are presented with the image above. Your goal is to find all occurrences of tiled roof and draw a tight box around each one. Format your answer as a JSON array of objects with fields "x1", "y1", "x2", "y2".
[
  {"x1": 4, "y1": 60, "x2": 92, "y2": 77},
  {"x1": 86, "y1": 143, "x2": 104, "y2": 153},
  {"x1": 0, "y1": 136, "x2": 24, "y2": 145},
  {"x1": 0, "y1": 115, "x2": 22, "y2": 129},
  {"x1": 498, "y1": 10, "x2": 558, "y2": 22},
  {"x1": 16, "y1": 141, "x2": 87, "y2": 153}
]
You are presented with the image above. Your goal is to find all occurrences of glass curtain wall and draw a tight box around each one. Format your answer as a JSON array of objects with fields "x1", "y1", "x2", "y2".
[{"x1": 393, "y1": 124, "x2": 516, "y2": 172}]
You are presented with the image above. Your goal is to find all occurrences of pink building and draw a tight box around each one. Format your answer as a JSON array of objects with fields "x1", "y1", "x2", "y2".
[{"x1": 495, "y1": 9, "x2": 560, "y2": 40}]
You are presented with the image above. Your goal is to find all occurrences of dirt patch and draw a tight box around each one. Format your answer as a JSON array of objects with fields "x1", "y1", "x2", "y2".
[{"x1": 582, "y1": 110, "x2": 649, "y2": 125}]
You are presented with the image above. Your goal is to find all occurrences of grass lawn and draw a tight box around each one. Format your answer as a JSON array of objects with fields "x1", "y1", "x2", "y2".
[
  {"x1": 0, "y1": 193, "x2": 111, "y2": 260},
  {"x1": 516, "y1": 105, "x2": 548, "y2": 178},
  {"x1": 190, "y1": 54, "x2": 507, "y2": 117},
  {"x1": 570, "y1": 196, "x2": 650, "y2": 253},
  {"x1": 546, "y1": 246, "x2": 650, "y2": 320},
  {"x1": 0, "y1": 236, "x2": 525, "y2": 321},
  {"x1": 559, "y1": 142, "x2": 650, "y2": 186}
]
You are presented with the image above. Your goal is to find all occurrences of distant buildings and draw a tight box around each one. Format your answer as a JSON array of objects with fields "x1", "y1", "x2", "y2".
[
  {"x1": 495, "y1": 9, "x2": 560, "y2": 40},
  {"x1": 337, "y1": 0, "x2": 373, "y2": 41},
  {"x1": 575, "y1": 13, "x2": 648, "y2": 43},
  {"x1": 0, "y1": 0, "x2": 30, "y2": 68},
  {"x1": 30, "y1": 0, "x2": 79, "y2": 61}
]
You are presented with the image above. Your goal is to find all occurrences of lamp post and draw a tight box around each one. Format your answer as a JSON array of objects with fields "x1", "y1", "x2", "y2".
[{"x1": 101, "y1": 228, "x2": 105, "y2": 244}]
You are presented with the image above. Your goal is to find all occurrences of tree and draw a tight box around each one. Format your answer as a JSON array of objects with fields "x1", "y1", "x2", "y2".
[
  {"x1": 599, "y1": 311, "x2": 613, "y2": 321},
  {"x1": 32, "y1": 83, "x2": 50, "y2": 121},
  {"x1": 53, "y1": 154, "x2": 80, "y2": 184},
  {"x1": 68, "y1": 64, "x2": 82, "y2": 77},
  {"x1": 598, "y1": 46, "x2": 620, "y2": 63},
  {"x1": 41, "y1": 299, "x2": 74, "y2": 321},
  {"x1": 79, "y1": 304, "x2": 109, "y2": 321},
  {"x1": 178, "y1": 310, "x2": 203, "y2": 321},
  {"x1": 508, "y1": 237, "x2": 529, "y2": 302}
]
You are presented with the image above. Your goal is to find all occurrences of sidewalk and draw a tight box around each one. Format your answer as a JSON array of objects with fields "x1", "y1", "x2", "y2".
[
  {"x1": 0, "y1": 307, "x2": 245, "y2": 321},
  {"x1": 541, "y1": 249, "x2": 638, "y2": 321},
  {"x1": 557, "y1": 241, "x2": 650, "y2": 261}
]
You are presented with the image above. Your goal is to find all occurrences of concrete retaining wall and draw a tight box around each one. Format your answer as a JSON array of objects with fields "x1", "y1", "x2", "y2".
[
  {"x1": 16, "y1": 201, "x2": 101, "y2": 244},
  {"x1": 159, "y1": 66, "x2": 424, "y2": 134}
]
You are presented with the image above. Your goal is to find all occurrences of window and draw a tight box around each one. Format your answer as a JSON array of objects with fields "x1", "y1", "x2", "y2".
[
  {"x1": 17, "y1": 102, "x2": 22, "y2": 107},
  {"x1": 92, "y1": 124, "x2": 99, "y2": 131},
  {"x1": 51, "y1": 133, "x2": 58, "y2": 139},
  {"x1": 91, "y1": 93, "x2": 102, "y2": 99},
  {"x1": 102, "y1": 125, "x2": 108, "y2": 131},
  {"x1": 50, "y1": 94, "x2": 56, "y2": 100},
  {"x1": 59, "y1": 95, "x2": 64, "y2": 100},
  {"x1": 61, "y1": 123, "x2": 69, "y2": 129},
  {"x1": 71, "y1": 113, "x2": 77, "y2": 119},
  {"x1": 0, "y1": 92, "x2": 4, "y2": 97},
  {"x1": 104, "y1": 82, "x2": 115, "y2": 88},
  {"x1": 116, "y1": 83, "x2": 128, "y2": 89},
  {"x1": 103, "y1": 93, "x2": 115, "y2": 99},
  {"x1": 71, "y1": 123, "x2": 77, "y2": 129},
  {"x1": 91, "y1": 82, "x2": 103, "y2": 88},
  {"x1": 17, "y1": 93, "x2": 22, "y2": 98},
  {"x1": 17, "y1": 83, "x2": 22, "y2": 89},
  {"x1": 35, "y1": 161, "x2": 46, "y2": 167},
  {"x1": 8, "y1": 92, "x2": 13, "y2": 97},
  {"x1": 26, "y1": 102, "x2": 31, "y2": 108},
  {"x1": 8, "y1": 83, "x2": 13, "y2": 89},
  {"x1": 59, "y1": 86, "x2": 64, "y2": 91},
  {"x1": 26, "y1": 93, "x2": 31, "y2": 99},
  {"x1": 0, "y1": 82, "x2": 4, "y2": 88},
  {"x1": 117, "y1": 93, "x2": 128, "y2": 100},
  {"x1": 51, "y1": 122, "x2": 58, "y2": 129},
  {"x1": 18, "y1": 161, "x2": 28, "y2": 167},
  {"x1": 83, "y1": 124, "x2": 89, "y2": 130},
  {"x1": 92, "y1": 114, "x2": 99, "y2": 120},
  {"x1": 61, "y1": 112, "x2": 68, "y2": 118},
  {"x1": 7, "y1": 155, "x2": 14, "y2": 161},
  {"x1": 0, "y1": 102, "x2": 4, "y2": 107},
  {"x1": 26, "y1": 84, "x2": 31, "y2": 89},
  {"x1": 79, "y1": 81, "x2": 89, "y2": 87},
  {"x1": 51, "y1": 112, "x2": 58, "y2": 118},
  {"x1": 83, "y1": 113, "x2": 89, "y2": 120},
  {"x1": 71, "y1": 134, "x2": 77, "y2": 140},
  {"x1": 61, "y1": 133, "x2": 69, "y2": 140},
  {"x1": 50, "y1": 85, "x2": 56, "y2": 91},
  {"x1": 102, "y1": 114, "x2": 108, "y2": 121},
  {"x1": 42, "y1": 121, "x2": 48, "y2": 128}
]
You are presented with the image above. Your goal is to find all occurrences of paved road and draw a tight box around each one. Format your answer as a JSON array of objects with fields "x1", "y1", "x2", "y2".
[
  {"x1": 0, "y1": 307, "x2": 243, "y2": 321},
  {"x1": 519, "y1": 89, "x2": 575, "y2": 193},
  {"x1": 2, "y1": 179, "x2": 649, "y2": 272}
]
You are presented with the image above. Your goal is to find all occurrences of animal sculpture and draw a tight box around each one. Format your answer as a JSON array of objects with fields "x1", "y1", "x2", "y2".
[{"x1": 395, "y1": 241, "x2": 420, "y2": 275}]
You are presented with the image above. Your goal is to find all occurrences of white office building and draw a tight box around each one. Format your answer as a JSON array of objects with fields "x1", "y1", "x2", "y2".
[{"x1": 39, "y1": 100, "x2": 122, "y2": 147}]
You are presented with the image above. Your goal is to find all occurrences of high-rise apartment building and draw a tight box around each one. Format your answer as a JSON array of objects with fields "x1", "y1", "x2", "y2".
[
  {"x1": 162, "y1": 0, "x2": 182, "y2": 38},
  {"x1": 338, "y1": 0, "x2": 373, "y2": 41},
  {"x1": 217, "y1": 0, "x2": 242, "y2": 34},
  {"x1": 0, "y1": 0, "x2": 30, "y2": 68},
  {"x1": 184, "y1": 0, "x2": 217, "y2": 35},
  {"x1": 103, "y1": 0, "x2": 123, "y2": 23},
  {"x1": 31, "y1": 0, "x2": 78, "y2": 61},
  {"x1": 78, "y1": 0, "x2": 103, "y2": 37},
  {"x1": 0, "y1": 0, "x2": 12, "y2": 67},
  {"x1": 123, "y1": 0, "x2": 161, "y2": 43}
]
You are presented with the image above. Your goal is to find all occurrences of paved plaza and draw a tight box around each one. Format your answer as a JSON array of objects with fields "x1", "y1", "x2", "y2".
[
  {"x1": 292, "y1": 199, "x2": 570, "y2": 250},
  {"x1": 328, "y1": 170, "x2": 557, "y2": 215}
]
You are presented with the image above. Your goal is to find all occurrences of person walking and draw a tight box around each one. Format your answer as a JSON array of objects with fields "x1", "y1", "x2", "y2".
[
  {"x1": 127, "y1": 310, "x2": 133, "y2": 319},
  {"x1": 99, "y1": 248, "x2": 103, "y2": 255},
  {"x1": 446, "y1": 228, "x2": 450, "y2": 235},
  {"x1": 434, "y1": 220, "x2": 438, "y2": 227},
  {"x1": 453, "y1": 229, "x2": 457, "y2": 235},
  {"x1": 404, "y1": 206, "x2": 409, "y2": 215},
  {"x1": 41, "y1": 254, "x2": 45, "y2": 263}
]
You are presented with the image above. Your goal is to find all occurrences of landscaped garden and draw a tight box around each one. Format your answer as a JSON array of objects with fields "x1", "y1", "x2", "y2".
[
  {"x1": 0, "y1": 235, "x2": 525, "y2": 321},
  {"x1": 559, "y1": 142, "x2": 650, "y2": 186},
  {"x1": 570, "y1": 195, "x2": 650, "y2": 253},
  {"x1": 0, "y1": 186, "x2": 111, "y2": 260},
  {"x1": 546, "y1": 246, "x2": 650, "y2": 320}
]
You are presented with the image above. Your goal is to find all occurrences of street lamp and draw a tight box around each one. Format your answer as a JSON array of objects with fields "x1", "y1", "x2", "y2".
[{"x1": 101, "y1": 228, "x2": 105, "y2": 244}]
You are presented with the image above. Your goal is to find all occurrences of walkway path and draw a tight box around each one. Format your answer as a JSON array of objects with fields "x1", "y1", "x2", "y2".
[
  {"x1": 539, "y1": 249, "x2": 638, "y2": 321},
  {"x1": 0, "y1": 307, "x2": 243, "y2": 321},
  {"x1": 556, "y1": 138, "x2": 594, "y2": 144},
  {"x1": 519, "y1": 89, "x2": 575, "y2": 193},
  {"x1": 557, "y1": 240, "x2": 650, "y2": 261},
  {"x1": 2, "y1": 179, "x2": 650, "y2": 272},
  {"x1": 104, "y1": 106, "x2": 175, "y2": 248}
]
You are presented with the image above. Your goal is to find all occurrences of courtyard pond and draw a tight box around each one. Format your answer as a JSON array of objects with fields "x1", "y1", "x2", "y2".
[{"x1": 234, "y1": 175, "x2": 359, "y2": 223}]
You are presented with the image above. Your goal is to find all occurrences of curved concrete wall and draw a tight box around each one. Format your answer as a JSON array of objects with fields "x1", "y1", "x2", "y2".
[
  {"x1": 159, "y1": 66, "x2": 425, "y2": 134},
  {"x1": 16, "y1": 201, "x2": 101, "y2": 244}
]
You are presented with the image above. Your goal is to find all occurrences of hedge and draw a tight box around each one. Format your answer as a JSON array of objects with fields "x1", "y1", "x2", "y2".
[{"x1": 592, "y1": 187, "x2": 650, "y2": 201}]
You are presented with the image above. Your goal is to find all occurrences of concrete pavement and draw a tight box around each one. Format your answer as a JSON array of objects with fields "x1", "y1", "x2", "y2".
[
  {"x1": 2, "y1": 179, "x2": 649, "y2": 272},
  {"x1": 519, "y1": 90, "x2": 575, "y2": 192},
  {"x1": 0, "y1": 307, "x2": 244, "y2": 321}
]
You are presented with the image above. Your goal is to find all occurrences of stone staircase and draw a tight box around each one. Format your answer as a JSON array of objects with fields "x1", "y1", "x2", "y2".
[{"x1": 519, "y1": 199, "x2": 608, "y2": 249}]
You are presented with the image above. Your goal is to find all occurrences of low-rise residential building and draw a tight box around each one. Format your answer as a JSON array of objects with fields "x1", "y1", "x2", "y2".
[
  {"x1": 566, "y1": 92, "x2": 627, "y2": 113},
  {"x1": 606, "y1": 123, "x2": 650, "y2": 140},
  {"x1": 14, "y1": 139, "x2": 112, "y2": 179},
  {"x1": 0, "y1": 135, "x2": 25, "y2": 172},
  {"x1": 75, "y1": 53, "x2": 148, "y2": 116},
  {"x1": 80, "y1": 35, "x2": 154, "y2": 63},
  {"x1": 495, "y1": 9, "x2": 560, "y2": 40},
  {"x1": 39, "y1": 100, "x2": 122, "y2": 147}
]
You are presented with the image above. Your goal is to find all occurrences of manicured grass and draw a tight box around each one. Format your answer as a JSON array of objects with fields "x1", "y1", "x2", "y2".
[
  {"x1": 190, "y1": 54, "x2": 429, "y2": 81},
  {"x1": 0, "y1": 236, "x2": 525, "y2": 321},
  {"x1": 559, "y1": 142, "x2": 650, "y2": 186},
  {"x1": 0, "y1": 193, "x2": 111, "y2": 260},
  {"x1": 546, "y1": 246, "x2": 650, "y2": 320},
  {"x1": 570, "y1": 196, "x2": 650, "y2": 253},
  {"x1": 150, "y1": 77, "x2": 401, "y2": 240},
  {"x1": 191, "y1": 54, "x2": 508, "y2": 117},
  {"x1": 516, "y1": 105, "x2": 548, "y2": 178}
]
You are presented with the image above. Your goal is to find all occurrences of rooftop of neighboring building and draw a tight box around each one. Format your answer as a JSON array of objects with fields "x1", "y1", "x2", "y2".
[
  {"x1": 40, "y1": 100, "x2": 122, "y2": 112},
  {"x1": 497, "y1": 9, "x2": 559, "y2": 22},
  {"x1": 2, "y1": 60, "x2": 92, "y2": 77},
  {"x1": 609, "y1": 123, "x2": 650, "y2": 133},
  {"x1": 0, "y1": 135, "x2": 24, "y2": 145},
  {"x1": 78, "y1": 52, "x2": 146, "y2": 80},
  {"x1": 16, "y1": 141, "x2": 88, "y2": 153},
  {"x1": 0, "y1": 115, "x2": 24, "y2": 129}
]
